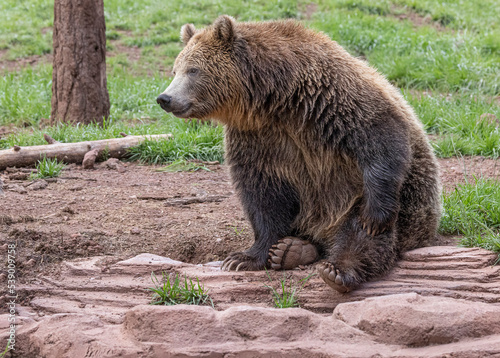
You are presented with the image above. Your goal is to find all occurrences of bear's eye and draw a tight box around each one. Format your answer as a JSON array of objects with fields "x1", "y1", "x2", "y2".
[{"x1": 187, "y1": 68, "x2": 199, "y2": 76}]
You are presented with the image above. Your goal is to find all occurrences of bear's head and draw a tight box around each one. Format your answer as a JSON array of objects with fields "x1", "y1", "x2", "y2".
[{"x1": 157, "y1": 15, "x2": 243, "y2": 123}]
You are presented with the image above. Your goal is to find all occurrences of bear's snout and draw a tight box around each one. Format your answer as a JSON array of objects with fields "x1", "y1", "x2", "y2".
[{"x1": 156, "y1": 94, "x2": 172, "y2": 112}]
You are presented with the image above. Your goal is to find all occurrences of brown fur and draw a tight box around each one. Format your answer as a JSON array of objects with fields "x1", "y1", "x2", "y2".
[{"x1": 158, "y1": 16, "x2": 441, "y2": 290}]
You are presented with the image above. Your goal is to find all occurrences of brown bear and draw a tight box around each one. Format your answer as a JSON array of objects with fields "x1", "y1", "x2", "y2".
[{"x1": 156, "y1": 15, "x2": 441, "y2": 293}]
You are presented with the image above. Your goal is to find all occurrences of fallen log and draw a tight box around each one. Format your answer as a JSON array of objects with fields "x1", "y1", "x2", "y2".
[{"x1": 0, "y1": 134, "x2": 172, "y2": 170}]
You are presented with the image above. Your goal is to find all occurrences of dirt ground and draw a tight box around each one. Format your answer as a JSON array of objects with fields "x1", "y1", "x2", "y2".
[
  {"x1": 0, "y1": 155, "x2": 499, "y2": 287},
  {"x1": 1, "y1": 161, "x2": 246, "y2": 282}
]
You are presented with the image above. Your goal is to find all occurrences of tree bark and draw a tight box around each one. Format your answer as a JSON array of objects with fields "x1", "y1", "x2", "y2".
[{"x1": 51, "y1": 0, "x2": 110, "y2": 125}]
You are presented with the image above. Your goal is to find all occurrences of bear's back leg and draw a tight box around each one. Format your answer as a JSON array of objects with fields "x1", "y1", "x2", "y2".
[
  {"x1": 318, "y1": 201, "x2": 399, "y2": 292},
  {"x1": 396, "y1": 143, "x2": 441, "y2": 252}
]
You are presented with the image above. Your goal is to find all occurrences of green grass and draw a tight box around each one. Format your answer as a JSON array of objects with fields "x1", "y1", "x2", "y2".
[
  {"x1": 0, "y1": 64, "x2": 170, "y2": 126},
  {"x1": 312, "y1": 1, "x2": 500, "y2": 95},
  {"x1": 30, "y1": 156, "x2": 65, "y2": 179},
  {"x1": 0, "y1": 0, "x2": 302, "y2": 65},
  {"x1": 393, "y1": 0, "x2": 499, "y2": 32},
  {"x1": 440, "y1": 178, "x2": 500, "y2": 259},
  {"x1": 0, "y1": 0, "x2": 52, "y2": 59},
  {"x1": 156, "y1": 159, "x2": 211, "y2": 173},
  {"x1": 1, "y1": 0, "x2": 497, "y2": 160},
  {"x1": 330, "y1": 0, "x2": 500, "y2": 36},
  {"x1": 105, "y1": 0, "x2": 299, "y2": 44},
  {"x1": 0, "y1": 65, "x2": 52, "y2": 126},
  {"x1": 149, "y1": 271, "x2": 214, "y2": 307},
  {"x1": 264, "y1": 270, "x2": 315, "y2": 308},
  {"x1": 432, "y1": 133, "x2": 500, "y2": 159},
  {"x1": 3, "y1": 0, "x2": 497, "y2": 93},
  {"x1": 404, "y1": 91, "x2": 500, "y2": 158},
  {"x1": 128, "y1": 121, "x2": 224, "y2": 164},
  {"x1": 406, "y1": 92, "x2": 500, "y2": 134}
]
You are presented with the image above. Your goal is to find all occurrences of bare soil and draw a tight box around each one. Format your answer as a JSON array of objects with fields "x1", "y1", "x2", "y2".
[
  {"x1": 438, "y1": 156, "x2": 500, "y2": 191},
  {"x1": 0, "y1": 161, "x2": 250, "y2": 282},
  {"x1": 390, "y1": 5, "x2": 447, "y2": 32},
  {"x1": 0, "y1": 53, "x2": 53, "y2": 73}
]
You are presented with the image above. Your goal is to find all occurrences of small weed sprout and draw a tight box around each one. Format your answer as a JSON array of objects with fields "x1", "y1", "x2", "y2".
[
  {"x1": 229, "y1": 225, "x2": 245, "y2": 236},
  {"x1": 264, "y1": 270, "x2": 315, "y2": 308},
  {"x1": 149, "y1": 271, "x2": 214, "y2": 307},
  {"x1": 30, "y1": 156, "x2": 65, "y2": 179},
  {"x1": 0, "y1": 340, "x2": 9, "y2": 358},
  {"x1": 99, "y1": 146, "x2": 110, "y2": 161}
]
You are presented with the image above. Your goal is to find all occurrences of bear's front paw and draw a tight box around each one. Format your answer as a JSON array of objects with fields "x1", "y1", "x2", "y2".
[{"x1": 221, "y1": 252, "x2": 264, "y2": 271}]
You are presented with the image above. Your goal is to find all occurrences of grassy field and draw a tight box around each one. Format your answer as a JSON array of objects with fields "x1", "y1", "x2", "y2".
[{"x1": 0, "y1": 0, "x2": 499, "y2": 254}]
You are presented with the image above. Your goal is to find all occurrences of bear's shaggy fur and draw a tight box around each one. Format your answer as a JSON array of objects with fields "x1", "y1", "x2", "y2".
[{"x1": 157, "y1": 16, "x2": 441, "y2": 292}]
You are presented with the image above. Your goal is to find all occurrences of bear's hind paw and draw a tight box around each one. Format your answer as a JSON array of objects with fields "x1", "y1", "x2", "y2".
[
  {"x1": 317, "y1": 261, "x2": 352, "y2": 293},
  {"x1": 268, "y1": 237, "x2": 319, "y2": 270}
]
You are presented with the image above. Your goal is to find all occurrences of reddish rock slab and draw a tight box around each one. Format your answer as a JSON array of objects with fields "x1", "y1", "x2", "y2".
[
  {"x1": 4, "y1": 246, "x2": 500, "y2": 357},
  {"x1": 334, "y1": 292, "x2": 500, "y2": 347},
  {"x1": 11, "y1": 300, "x2": 500, "y2": 358}
]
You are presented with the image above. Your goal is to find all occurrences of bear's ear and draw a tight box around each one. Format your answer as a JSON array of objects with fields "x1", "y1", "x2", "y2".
[
  {"x1": 213, "y1": 15, "x2": 235, "y2": 44},
  {"x1": 180, "y1": 23, "x2": 196, "y2": 46}
]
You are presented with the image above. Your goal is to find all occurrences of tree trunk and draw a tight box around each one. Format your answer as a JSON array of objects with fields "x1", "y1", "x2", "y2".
[{"x1": 51, "y1": 0, "x2": 110, "y2": 125}]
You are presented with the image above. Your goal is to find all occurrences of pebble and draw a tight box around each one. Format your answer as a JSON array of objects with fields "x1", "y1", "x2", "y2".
[
  {"x1": 8, "y1": 184, "x2": 27, "y2": 194},
  {"x1": 28, "y1": 179, "x2": 48, "y2": 191}
]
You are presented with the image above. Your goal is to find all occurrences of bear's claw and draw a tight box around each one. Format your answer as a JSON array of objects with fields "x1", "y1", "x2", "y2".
[
  {"x1": 361, "y1": 208, "x2": 396, "y2": 237},
  {"x1": 268, "y1": 237, "x2": 319, "y2": 270},
  {"x1": 317, "y1": 261, "x2": 351, "y2": 293},
  {"x1": 221, "y1": 252, "x2": 263, "y2": 271}
]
